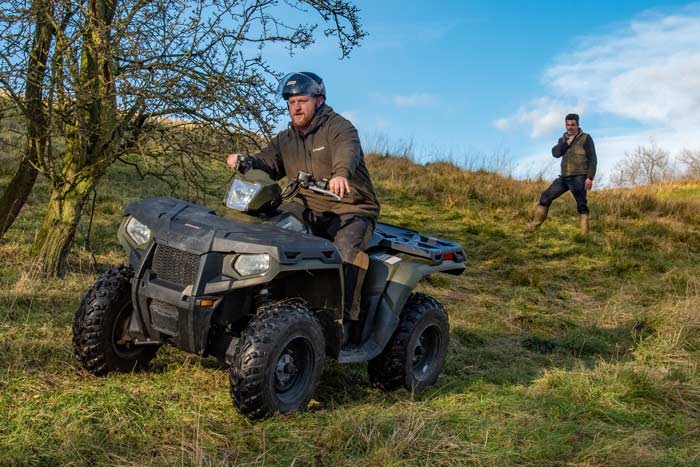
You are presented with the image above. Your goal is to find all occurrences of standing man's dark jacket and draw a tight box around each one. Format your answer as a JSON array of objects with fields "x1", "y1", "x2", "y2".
[
  {"x1": 551, "y1": 130, "x2": 597, "y2": 180},
  {"x1": 250, "y1": 104, "x2": 380, "y2": 220}
]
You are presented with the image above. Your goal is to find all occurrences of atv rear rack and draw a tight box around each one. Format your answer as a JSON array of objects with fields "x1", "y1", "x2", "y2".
[{"x1": 368, "y1": 222, "x2": 466, "y2": 266}]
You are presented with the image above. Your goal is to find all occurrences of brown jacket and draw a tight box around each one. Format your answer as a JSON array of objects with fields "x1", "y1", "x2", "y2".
[{"x1": 251, "y1": 104, "x2": 380, "y2": 220}]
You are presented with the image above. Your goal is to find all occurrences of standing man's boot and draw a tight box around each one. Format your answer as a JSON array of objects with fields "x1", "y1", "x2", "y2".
[
  {"x1": 579, "y1": 213, "x2": 590, "y2": 235},
  {"x1": 529, "y1": 205, "x2": 549, "y2": 231}
]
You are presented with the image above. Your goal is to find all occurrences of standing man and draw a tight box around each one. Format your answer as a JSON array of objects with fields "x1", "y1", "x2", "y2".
[
  {"x1": 227, "y1": 72, "x2": 380, "y2": 341},
  {"x1": 530, "y1": 113, "x2": 597, "y2": 234}
]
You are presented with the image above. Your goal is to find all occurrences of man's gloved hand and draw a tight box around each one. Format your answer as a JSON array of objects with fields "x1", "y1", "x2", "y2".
[{"x1": 328, "y1": 176, "x2": 351, "y2": 199}]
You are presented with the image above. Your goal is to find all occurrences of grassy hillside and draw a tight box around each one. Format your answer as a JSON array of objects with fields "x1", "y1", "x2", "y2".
[{"x1": 1, "y1": 152, "x2": 699, "y2": 466}]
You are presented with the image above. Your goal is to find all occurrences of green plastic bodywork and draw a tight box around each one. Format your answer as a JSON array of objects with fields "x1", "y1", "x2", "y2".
[{"x1": 118, "y1": 170, "x2": 464, "y2": 362}]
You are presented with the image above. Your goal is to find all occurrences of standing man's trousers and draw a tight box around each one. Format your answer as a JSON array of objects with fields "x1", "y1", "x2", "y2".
[{"x1": 539, "y1": 175, "x2": 589, "y2": 214}]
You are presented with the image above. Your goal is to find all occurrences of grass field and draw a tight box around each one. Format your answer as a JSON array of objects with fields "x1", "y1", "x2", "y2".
[{"x1": 1, "y1": 153, "x2": 699, "y2": 466}]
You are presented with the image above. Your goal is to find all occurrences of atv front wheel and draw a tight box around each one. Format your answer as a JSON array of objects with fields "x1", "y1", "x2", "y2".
[
  {"x1": 229, "y1": 301, "x2": 325, "y2": 420},
  {"x1": 72, "y1": 265, "x2": 159, "y2": 376},
  {"x1": 368, "y1": 293, "x2": 449, "y2": 393}
]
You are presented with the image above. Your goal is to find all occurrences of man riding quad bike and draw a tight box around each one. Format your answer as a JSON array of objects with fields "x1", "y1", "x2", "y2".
[
  {"x1": 73, "y1": 72, "x2": 466, "y2": 419},
  {"x1": 72, "y1": 165, "x2": 465, "y2": 419}
]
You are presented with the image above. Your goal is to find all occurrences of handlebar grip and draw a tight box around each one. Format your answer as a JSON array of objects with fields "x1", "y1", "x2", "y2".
[
  {"x1": 309, "y1": 185, "x2": 341, "y2": 201},
  {"x1": 237, "y1": 155, "x2": 254, "y2": 174}
]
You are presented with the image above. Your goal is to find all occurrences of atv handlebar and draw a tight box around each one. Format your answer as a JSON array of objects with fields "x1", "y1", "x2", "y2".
[
  {"x1": 295, "y1": 171, "x2": 341, "y2": 201},
  {"x1": 281, "y1": 171, "x2": 341, "y2": 202},
  {"x1": 235, "y1": 155, "x2": 341, "y2": 202},
  {"x1": 308, "y1": 184, "x2": 342, "y2": 201}
]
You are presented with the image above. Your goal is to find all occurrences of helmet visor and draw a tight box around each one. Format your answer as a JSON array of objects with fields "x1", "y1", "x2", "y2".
[{"x1": 276, "y1": 72, "x2": 325, "y2": 100}]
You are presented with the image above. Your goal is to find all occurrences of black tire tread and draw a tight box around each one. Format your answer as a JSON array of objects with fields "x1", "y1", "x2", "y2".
[
  {"x1": 368, "y1": 292, "x2": 448, "y2": 392},
  {"x1": 72, "y1": 265, "x2": 158, "y2": 376},
  {"x1": 229, "y1": 300, "x2": 324, "y2": 420}
]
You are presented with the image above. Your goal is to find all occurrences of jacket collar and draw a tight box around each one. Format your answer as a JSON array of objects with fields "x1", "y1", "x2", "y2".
[{"x1": 571, "y1": 128, "x2": 584, "y2": 144}]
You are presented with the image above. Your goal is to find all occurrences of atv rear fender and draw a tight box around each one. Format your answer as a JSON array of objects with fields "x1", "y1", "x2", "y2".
[
  {"x1": 344, "y1": 222, "x2": 466, "y2": 362},
  {"x1": 362, "y1": 253, "x2": 464, "y2": 356}
]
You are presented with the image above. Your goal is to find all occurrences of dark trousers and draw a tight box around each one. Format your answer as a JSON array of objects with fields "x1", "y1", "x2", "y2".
[
  {"x1": 303, "y1": 211, "x2": 374, "y2": 320},
  {"x1": 539, "y1": 175, "x2": 589, "y2": 214}
]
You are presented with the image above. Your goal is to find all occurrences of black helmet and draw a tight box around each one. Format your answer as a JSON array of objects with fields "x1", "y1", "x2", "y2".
[{"x1": 277, "y1": 72, "x2": 326, "y2": 100}]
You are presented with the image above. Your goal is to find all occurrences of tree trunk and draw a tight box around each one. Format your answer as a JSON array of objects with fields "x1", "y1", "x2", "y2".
[
  {"x1": 0, "y1": 0, "x2": 53, "y2": 239},
  {"x1": 0, "y1": 155, "x2": 38, "y2": 237},
  {"x1": 30, "y1": 0, "x2": 117, "y2": 276},
  {"x1": 30, "y1": 178, "x2": 95, "y2": 277}
]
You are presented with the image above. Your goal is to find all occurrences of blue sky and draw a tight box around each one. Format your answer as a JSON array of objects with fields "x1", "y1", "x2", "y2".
[{"x1": 266, "y1": 1, "x2": 700, "y2": 184}]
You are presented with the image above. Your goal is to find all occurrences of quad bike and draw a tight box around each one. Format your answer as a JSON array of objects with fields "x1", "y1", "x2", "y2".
[{"x1": 72, "y1": 157, "x2": 466, "y2": 419}]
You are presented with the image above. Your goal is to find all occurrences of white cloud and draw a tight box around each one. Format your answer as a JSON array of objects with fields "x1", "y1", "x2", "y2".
[
  {"x1": 392, "y1": 93, "x2": 440, "y2": 108},
  {"x1": 340, "y1": 111, "x2": 360, "y2": 125},
  {"x1": 543, "y1": 9, "x2": 700, "y2": 129},
  {"x1": 516, "y1": 97, "x2": 584, "y2": 138},
  {"x1": 513, "y1": 128, "x2": 700, "y2": 186},
  {"x1": 501, "y1": 5, "x2": 700, "y2": 182},
  {"x1": 494, "y1": 97, "x2": 586, "y2": 138},
  {"x1": 493, "y1": 118, "x2": 510, "y2": 130},
  {"x1": 604, "y1": 55, "x2": 700, "y2": 124}
]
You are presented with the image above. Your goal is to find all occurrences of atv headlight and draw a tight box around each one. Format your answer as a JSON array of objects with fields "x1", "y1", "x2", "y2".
[
  {"x1": 125, "y1": 216, "x2": 151, "y2": 245},
  {"x1": 234, "y1": 254, "x2": 270, "y2": 276},
  {"x1": 225, "y1": 179, "x2": 261, "y2": 211}
]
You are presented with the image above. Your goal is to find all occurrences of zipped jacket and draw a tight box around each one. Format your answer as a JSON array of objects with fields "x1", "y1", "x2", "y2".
[{"x1": 250, "y1": 104, "x2": 380, "y2": 220}]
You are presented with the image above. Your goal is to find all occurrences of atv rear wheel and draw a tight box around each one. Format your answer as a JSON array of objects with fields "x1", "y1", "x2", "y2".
[
  {"x1": 73, "y1": 265, "x2": 159, "y2": 376},
  {"x1": 229, "y1": 301, "x2": 325, "y2": 420},
  {"x1": 368, "y1": 293, "x2": 449, "y2": 393}
]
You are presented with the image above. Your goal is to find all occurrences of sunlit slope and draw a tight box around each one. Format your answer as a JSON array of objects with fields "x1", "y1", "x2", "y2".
[{"x1": 1, "y1": 153, "x2": 698, "y2": 466}]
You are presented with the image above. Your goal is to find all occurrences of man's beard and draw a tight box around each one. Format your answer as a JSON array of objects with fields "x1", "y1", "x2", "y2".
[{"x1": 293, "y1": 113, "x2": 313, "y2": 128}]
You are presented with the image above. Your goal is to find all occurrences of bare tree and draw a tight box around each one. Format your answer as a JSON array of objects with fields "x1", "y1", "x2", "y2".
[
  {"x1": 612, "y1": 139, "x2": 671, "y2": 187},
  {"x1": 678, "y1": 148, "x2": 700, "y2": 179},
  {"x1": 0, "y1": 0, "x2": 365, "y2": 276}
]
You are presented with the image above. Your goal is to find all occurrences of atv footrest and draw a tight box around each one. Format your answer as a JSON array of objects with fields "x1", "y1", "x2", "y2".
[{"x1": 338, "y1": 338, "x2": 382, "y2": 363}]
